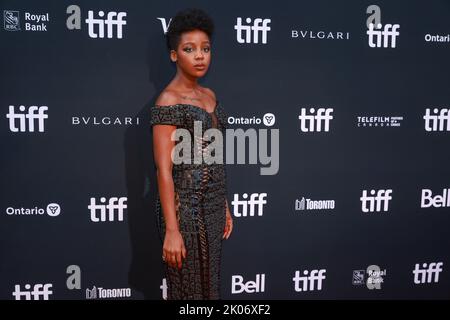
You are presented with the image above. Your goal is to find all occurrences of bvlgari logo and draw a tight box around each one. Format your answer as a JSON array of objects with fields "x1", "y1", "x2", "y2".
[
  {"x1": 291, "y1": 29, "x2": 350, "y2": 41},
  {"x1": 72, "y1": 115, "x2": 140, "y2": 126}
]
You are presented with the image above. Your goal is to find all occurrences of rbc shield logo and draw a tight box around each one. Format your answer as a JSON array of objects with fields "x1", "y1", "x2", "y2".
[{"x1": 4, "y1": 10, "x2": 20, "y2": 31}]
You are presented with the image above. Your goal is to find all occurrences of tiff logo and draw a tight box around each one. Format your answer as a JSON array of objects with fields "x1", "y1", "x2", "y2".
[
  {"x1": 231, "y1": 274, "x2": 265, "y2": 294},
  {"x1": 12, "y1": 284, "x2": 53, "y2": 300},
  {"x1": 423, "y1": 108, "x2": 450, "y2": 132},
  {"x1": 413, "y1": 262, "x2": 443, "y2": 284},
  {"x1": 366, "y1": 5, "x2": 400, "y2": 48},
  {"x1": 293, "y1": 269, "x2": 326, "y2": 292},
  {"x1": 360, "y1": 189, "x2": 392, "y2": 212},
  {"x1": 160, "y1": 278, "x2": 167, "y2": 300},
  {"x1": 298, "y1": 108, "x2": 333, "y2": 132},
  {"x1": 231, "y1": 193, "x2": 267, "y2": 217},
  {"x1": 235, "y1": 17, "x2": 271, "y2": 44},
  {"x1": 88, "y1": 197, "x2": 127, "y2": 222},
  {"x1": 6, "y1": 105, "x2": 48, "y2": 132},
  {"x1": 66, "y1": 5, "x2": 127, "y2": 39}
]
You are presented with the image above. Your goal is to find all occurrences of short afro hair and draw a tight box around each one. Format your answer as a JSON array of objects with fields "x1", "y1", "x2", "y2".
[{"x1": 165, "y1": 8, "x2": 214, "y2": 51}]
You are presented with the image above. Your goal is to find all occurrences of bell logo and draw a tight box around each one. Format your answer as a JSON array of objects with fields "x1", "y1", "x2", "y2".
[
  {"x1": 231, "y1": 274, "x2": 265, "y2": 294},
  {"x1": 421, "y1": 188, "x2": 450, "y2": 208}
]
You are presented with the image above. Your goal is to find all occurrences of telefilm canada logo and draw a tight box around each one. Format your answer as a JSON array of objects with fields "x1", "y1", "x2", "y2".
[{"x1": 357, "y1": 115, "x2": 403, "y2": 127}]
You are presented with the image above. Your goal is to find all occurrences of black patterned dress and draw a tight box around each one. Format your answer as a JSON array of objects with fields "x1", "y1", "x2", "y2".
[{"x1": 150, "y1": 102, "x2": 228, "y2": 300}]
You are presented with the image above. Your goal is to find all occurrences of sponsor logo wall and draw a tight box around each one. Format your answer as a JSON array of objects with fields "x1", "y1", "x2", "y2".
[{"x1": 1, "y1": 1, "x2": 449, "y2": 299}]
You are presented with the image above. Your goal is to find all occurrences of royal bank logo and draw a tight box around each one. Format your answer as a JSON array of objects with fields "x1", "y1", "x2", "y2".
[
  {"x1": 4, "y1": 10, "x2": 20, "y2": 31},
  {"x1": 357, "y1": 115, "x2": 403, "y2": 127},
  {"x1": 352, "y1": 265, "x2": 386, "y2": 289},
  {"x1": 3, "y1": 10, "x2": 50, "y2": 31}
]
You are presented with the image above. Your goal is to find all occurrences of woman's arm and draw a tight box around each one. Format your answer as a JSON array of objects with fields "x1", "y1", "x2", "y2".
[
  {"x1": 153, "y1": 120, "x2": 186, "y2": 270},
  {"x1": 223, "y1": 199, "x2": 233, "y2": 239}
]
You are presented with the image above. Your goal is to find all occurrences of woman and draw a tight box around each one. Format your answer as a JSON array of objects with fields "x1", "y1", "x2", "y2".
[{"x1": 150, "y1": 8, "x2": 233, "y2": 300}]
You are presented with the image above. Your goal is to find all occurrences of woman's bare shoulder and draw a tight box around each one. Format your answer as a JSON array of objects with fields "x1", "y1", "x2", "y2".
[{"x1": 155, "y1": 90, "x2": 183, "y2": 107}]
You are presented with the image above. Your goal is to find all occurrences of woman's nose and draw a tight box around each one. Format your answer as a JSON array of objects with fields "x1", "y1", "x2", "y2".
[{"x1": 195, "y1": 49, "x2": 204, "y2": 59}]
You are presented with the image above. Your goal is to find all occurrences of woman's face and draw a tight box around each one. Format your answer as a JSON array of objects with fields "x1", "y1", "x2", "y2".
[{"x1": 171, "y1": 29, "x2": 211, "y2": 78}]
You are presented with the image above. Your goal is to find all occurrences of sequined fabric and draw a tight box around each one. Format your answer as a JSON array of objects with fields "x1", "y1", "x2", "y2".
[{"x1": 150, "y1": 102, "x2": 228, "y2": 300}]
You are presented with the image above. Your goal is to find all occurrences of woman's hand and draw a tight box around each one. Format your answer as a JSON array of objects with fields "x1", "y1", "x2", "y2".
[
  {"x1": 163, "y1": 229, "x2": 186, "y2": 269},
  {"x1": 223, "y1": 205, "x2": 233, "y2": 240}
]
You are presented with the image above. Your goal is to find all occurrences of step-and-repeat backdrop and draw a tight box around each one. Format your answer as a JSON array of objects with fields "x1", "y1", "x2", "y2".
[{"x1": 1, "y1": 0, "x2": 449, "y2": 299}]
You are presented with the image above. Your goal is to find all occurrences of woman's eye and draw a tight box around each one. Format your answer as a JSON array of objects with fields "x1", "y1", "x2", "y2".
[
  {"x1": 203, "y1": 47, "x2": 210, "y2": 52},
  {"x1": 183, "y1": 47, "x2": 192, "y2": 52}
]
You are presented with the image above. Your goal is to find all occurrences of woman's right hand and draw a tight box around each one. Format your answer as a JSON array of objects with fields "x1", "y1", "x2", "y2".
[{"x1": 163, "y1": 229, "x2": 187, "y2": 269}]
